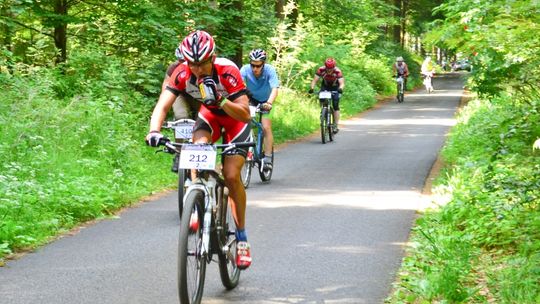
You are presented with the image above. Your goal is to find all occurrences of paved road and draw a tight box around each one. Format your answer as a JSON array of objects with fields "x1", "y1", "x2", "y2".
[{"x1": 0, "y1": 73, "x2": 465, "y2": 304}]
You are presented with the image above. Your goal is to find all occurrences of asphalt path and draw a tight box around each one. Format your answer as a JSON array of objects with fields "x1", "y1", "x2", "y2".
[{"x1": 0, "y1": 73, "x2": 466, "y2": 304}]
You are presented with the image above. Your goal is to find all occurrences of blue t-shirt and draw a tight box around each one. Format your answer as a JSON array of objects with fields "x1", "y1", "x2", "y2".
[{"x1": 240, "y1": 64, "x2": 280, "y2": 102}]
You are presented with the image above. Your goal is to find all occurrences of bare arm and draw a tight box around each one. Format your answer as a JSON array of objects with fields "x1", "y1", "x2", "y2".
[
  {"x1": 310, "y1": 75, "x2": 320, "y2": 90},
  {"x1": 149, "y1": 89, "x2": 177, "y2": 132},
  {"x1": 221, "y1": 94, "x2": 250, "y2": 123},
  {"x1": 338, "y1": 78, "x2": 345, "y2": 90},
  {"x1": 161, "y1": 73, "x2": 170, "y2": 92},
  {"x1": 267, "y1": 87, "x2": 279, "y2": 104}
]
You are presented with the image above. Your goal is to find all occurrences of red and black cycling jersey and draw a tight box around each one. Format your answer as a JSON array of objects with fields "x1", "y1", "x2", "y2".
[
  {"x1": 166, "y1": 58, "x2": 247, "y2": 114},
  {"x1": 315, "y1": 66, "x2": 344, "y2": 88}
]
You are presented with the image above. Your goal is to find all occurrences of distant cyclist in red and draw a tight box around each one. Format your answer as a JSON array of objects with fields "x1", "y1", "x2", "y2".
[
  {"x1": 308, "y1": 58, "x2": 345, "y2": 133},
  {"x1": 146, "y1": 30, "x2": 253, "y2": 269}
]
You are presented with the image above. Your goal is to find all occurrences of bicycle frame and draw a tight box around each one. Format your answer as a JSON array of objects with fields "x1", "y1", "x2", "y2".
[
  {"x1": 164, "y1": 141, "x2": 254, "y2": 257},
  {"x1": 318, "y1": 90, "x2": 338, "y2": 144},
  {"x1": 396, "y1": 76, "x2": 405, "y2": 103},
  {"x1": 249, "y1": 106, "x2": 266, "y2": 167}
]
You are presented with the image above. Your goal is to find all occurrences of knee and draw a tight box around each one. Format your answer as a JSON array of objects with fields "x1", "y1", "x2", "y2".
[{"x1": 223, "y1": 170, "x2": 240, "y2": 186}]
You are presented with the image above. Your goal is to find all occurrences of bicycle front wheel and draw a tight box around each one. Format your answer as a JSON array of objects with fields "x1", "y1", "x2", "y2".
[
  {"x1": 218, "y1": 198, "x2": 241, "y2": 289},
  {"x1": 327, "y1": 109, "x2": 334, "y2": 142},
  {"x1": 259, "y1": 146, "x2": 274, "y2": 182},
  {"x1": 178, "y1": 190, "x2": 207, "y2": 304},
  {"x1": 320, "y1": 107, "x2": 328, "y2": 144}
]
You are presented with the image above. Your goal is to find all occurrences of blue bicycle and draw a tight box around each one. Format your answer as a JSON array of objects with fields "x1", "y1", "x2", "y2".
[{"x1": 240, "y1": 104, "x2": 274, "y2": 188}]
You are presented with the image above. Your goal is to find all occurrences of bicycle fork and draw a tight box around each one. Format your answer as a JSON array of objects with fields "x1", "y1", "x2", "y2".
[{"x1": 185, "y1": 182, "x2": 215, "y2": 260}]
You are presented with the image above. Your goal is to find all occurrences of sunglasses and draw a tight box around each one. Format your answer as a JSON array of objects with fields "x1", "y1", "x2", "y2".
[{"x1": 250, "y1": 63, "x2": 264, "y2": 68}]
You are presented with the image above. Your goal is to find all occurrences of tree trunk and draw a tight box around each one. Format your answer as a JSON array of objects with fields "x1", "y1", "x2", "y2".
[
  {"x1": 53, "y1": 0, "x2": 68, "y2": 64},
  {"x1": 1, "y1": 4, "x2": 12, "y2": 52},
  {"x1": 393, "y1": 0, "x2": 402, "y2": 45},
  {"x1": 275, "y1": 0, "x2": 285, "y2": 20},
  {"x1": 230, "y1": 0, "x2": 243, "y2": 67},
  {"x1": 400, "y1": 0, "x2": 408, "y2": 48}
]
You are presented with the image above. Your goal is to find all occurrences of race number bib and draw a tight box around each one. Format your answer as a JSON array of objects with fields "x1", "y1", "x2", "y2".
[
  {"x1": 179, "y1": 144, "x2": 217, "y2": 170},
  {"x1": 319, "y1": 91, "x2": 332, "y2": 99},
  {"x1": 174, "y1": 123, "x2": 194, "y2": 140}
]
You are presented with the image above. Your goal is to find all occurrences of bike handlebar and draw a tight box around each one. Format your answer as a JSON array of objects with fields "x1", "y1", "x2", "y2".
[{"x1": 158, "y1": 137, "x2": 255, "y2": 154}]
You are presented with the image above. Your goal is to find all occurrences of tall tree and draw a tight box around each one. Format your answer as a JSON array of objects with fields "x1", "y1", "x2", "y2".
[
  {"x1": 393, "y1": 0, "x2": 402, "y2": 44},
  {"x1": 53, "y1": 0, "x2": 68, "y2": 63}
]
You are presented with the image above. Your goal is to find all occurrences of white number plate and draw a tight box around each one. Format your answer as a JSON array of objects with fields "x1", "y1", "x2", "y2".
[
  {"x1": 319, "y1": 91, "x2": 332, "y2": 99},
  {"x1": 179, "y1": 145, "x2": 217, "y2": 170},
  {"x1": 396, "y1": 77, "x2": 403, "y2": 83},
  {"x1": 174, "y1": 123, "x2": 194, "y2": 140},
  {"x1": 249, "y1": 105, "x2": 257, "y2": 118}
]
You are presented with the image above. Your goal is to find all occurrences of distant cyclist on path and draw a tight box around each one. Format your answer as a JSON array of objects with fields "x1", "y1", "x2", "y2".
[
  {"x1": 392, "y1": 56, "x2": 409, "y2": 101},
  {"x1": 308, "y1": 58, "x2": 345, "y2": 133}
]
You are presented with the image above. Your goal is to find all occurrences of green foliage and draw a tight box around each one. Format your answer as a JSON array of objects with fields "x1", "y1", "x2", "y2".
[
  {"x1": 0, "y1": 50, "x2": 175, "y2": 256},
  {"x1": 387, "y1": 96, "x2": 540, "y2": 303},
  {"x1": 427, "y1": 0, "x2": 540, "y2": 98}
]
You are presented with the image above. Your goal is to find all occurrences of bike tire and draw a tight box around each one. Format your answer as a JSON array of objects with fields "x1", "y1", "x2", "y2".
[
  {"x1": 177, "y1": 169, "x2": 189, "y2": 220},
  {"x1": 320, "y1": 107, "x2": 328, "y2": 144},
  {"x1": 241, "y1": 146, "x2": 253, "y2": 188},
  {"x1": 218, "y1": 197, "x2": 241, "y2": 289},
  {"x1": 259, "y1": 146, "x2": 274, "y2": 182},
  {"x1": 178, "y1": 190, "x2": 207, "y2": 304}
]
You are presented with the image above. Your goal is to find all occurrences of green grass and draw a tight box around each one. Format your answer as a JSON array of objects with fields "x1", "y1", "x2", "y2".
[{"x1": 386, "y1": 94, "x2": 540, "y2": 303}]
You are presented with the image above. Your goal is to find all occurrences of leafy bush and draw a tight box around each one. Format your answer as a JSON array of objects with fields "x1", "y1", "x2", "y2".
[
  {"x1": 0, "y1": 51, "x2": 175, "y2": 257},
  {"x1": 388, "y1": 95, "x2": 540, "y2": 303}
]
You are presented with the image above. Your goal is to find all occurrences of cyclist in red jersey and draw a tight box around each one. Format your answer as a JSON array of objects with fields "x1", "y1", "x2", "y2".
[
  {"x1": 308, "y1": 58, "x2": 345, "y2": 133},
  {"x1": 146, "y1": 30, "x2": 253, "y2": 269}
]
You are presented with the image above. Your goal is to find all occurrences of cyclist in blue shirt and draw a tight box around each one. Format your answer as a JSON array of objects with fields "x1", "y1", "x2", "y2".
[{"x1": 240, "y1": 49, "x2": 280, "y2": 169}]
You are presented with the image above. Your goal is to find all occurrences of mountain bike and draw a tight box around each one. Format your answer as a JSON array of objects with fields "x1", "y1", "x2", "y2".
[
  {"x1": 318, "y1": 90, "x2": 338, "y2": 144},
  {"x1": 240, "y1": 104, "x2": 274, "y2": 188},
  {"x1": 156, "y1": 138, "x2": 255, "y2": 304},
  {"x1": 162, "y1": 119, "x2": 196, "y2": 220},
  {"x1": 396, "y1": 75, "x2": 405, "y2": 103}
]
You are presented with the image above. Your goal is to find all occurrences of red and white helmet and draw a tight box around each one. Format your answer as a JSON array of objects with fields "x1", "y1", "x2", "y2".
[
  {"x1": 181, "y1": 30, "x2": 216, "y2": 63},
  {"x1": 325, "y1": 58, "x2": 336, "y2": 69}
]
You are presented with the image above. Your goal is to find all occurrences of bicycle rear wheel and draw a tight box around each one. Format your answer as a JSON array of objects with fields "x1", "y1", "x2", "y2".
[
  {"x1": 218, "y1": 197, "x2": 241, "y2": 289},
  {"x1": 178, "y1": 190, "x2": 207, "y2": 304},
  {"x1": 177, "y1": 168, "x2": 190, "y2": 220},
  {"x1": 320, "y1": 107, "x2": 328, "y2": 144}
]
